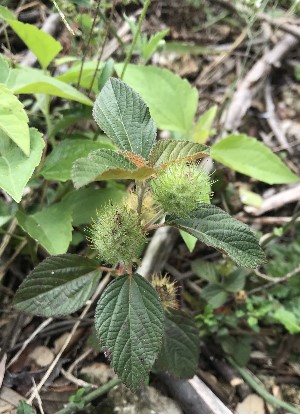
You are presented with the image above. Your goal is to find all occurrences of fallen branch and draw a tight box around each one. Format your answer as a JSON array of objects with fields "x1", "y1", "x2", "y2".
[
  {"x1": 245, "y1": 184, "x2": 300, "y2": 216},
  {"x1": 159, "y1": 373, "x2": 233, "y2": 414},
  {"x1": 224, "y1": 33, "x2": 299, "y2": 131}
]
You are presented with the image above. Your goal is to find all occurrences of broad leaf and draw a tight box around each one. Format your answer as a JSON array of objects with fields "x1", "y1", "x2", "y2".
[
  {"x1": 16, "y1": 401, "x2": 36, "y2": 414},
  {"x1": 191, "y1": 259, "x2": 219, "y2": 284},
  {"x1": 17, "y1": 203, "x2": 73, "y2": 255},
  {"x1": 211, "y1": 134, "x2": 299, "y2": 184},
  {"x1": 5, "y1": 68, "x2": 92, "y2": 106},
  {"x1": 0, "y1": 128, "x2": 44, "y2": 203},
  {"x1": 201, "y1": 284, "x2": 228, "y2": 308},
  {"x1": 115, "y1": 64, "x2": 198, "y2": 136},
  {"x1": 0, "y1": 5, "x2": 16, "y2": 21},
  {"x1": 0, "y1": 54, "x2": 10, "y2": 83},
  {"x1": 148, "y1": 140, "x2": 209, "y2": 168},
  {"x1": 14, "y1": 254, "x2": 101, "y2": 316},
  {"x1": 156, "y1": 309, "x2": 199, "y2": 378},
  {"x1": 0, "y1": 85, "x2": 30, "y2": 155},
  {"x1": 180, "y1": 231, "x2": 197, "y2": 253},
  {"x1": 167, "y1": 203, "x2": 265, "y2": 268},
  {"x1": 95, "y1": 273, "x2": 164, "y2": 389},
  {"x1": 192, "y1": 105, "x2": 217, "y2": 143},
  {"x1": 40, "y1": 139, "x2": 110, "y2": 181},
  {"x1": 57, "y1": 60, "x2": 103, "y2": 91},
  {"x1": 6, "y1": 19, "x2": 62, "y2": 69},
  {"x1": 72, "y1": 148, "x2": 155, "y2": 188},
  {"x1": 224, "y1": 269, "x2": 248, "y2": 292},
  {"x1": 273, "y1": 307, "x2": 300, "y2": 334},
  {"x1": 93, "y1": 78, "x2": 157, "y2": 158},
  {"x1": 98, "y1": 58, "x2": 114, "y2": 91},
  {"x1": 61, "y1": 187, "x2": 124, "y2": 226}
]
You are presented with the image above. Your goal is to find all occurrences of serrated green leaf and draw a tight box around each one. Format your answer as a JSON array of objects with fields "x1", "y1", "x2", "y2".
[
  {"x1": 156, "y1": 309, "x2": 199, "y2": 378},
  {"x1": 224, "y1": 269, "x2": 248, "y2": 292},
  {"x1": 40, "y1": 139, "x2": 110, "y2": 181},
  {"x1": 148, "y1": 140, "x2": 209, "y2": 168},
  {"x1": 95, "y1": 274, "x2": 164, "y2": 389},
  {"x1": 93, "y1": 78, "x2": 157, "y2": 158},
  {"x1": 221, "y1": 336, "x2": 251, "y2": 365},
  {"x1": 0, "y1": 54, "x2": 10, "y2": 83},
  {"x1": 0, "y1": 128, "x2": 44, "y2": 203},
  {"x1": 273, "y1": 307, "x2": 300, "y2": 334},
  {"x1": 115, "y1": 64, "x2": 198, "y2": 136},
  {"x1": 167, "y1": 203, "x2": 265, "y2": 268},
  {"x1": 192, "y1": 105, "x2": 217, "y2": 143},
  {"x1": 6, "y1": 19, "x2": 62, "y2": 69},
  {"x1": 0, "y1": 85, "x2": 30, "y2": 155},
  {"x1": 72, "y1": 148, "x2": 155, "y2": 188},
  {"x1": 17, "y1": 401, "x2": 36, "y2": 414},
  {"x1": 201, "y1": 284, "x2": 228, "y2": 308},
  {"x1": 191, "y1": 259, "x2": 219, "y2": 283},
  {"x1": 16, "y1": 203, "x2": 73, "y2": 255},
  {"x1": 5, "y1": 68, "x2": 92, "y2": 106},
  {"x1": 61, "y1": 187, "x2": 125, "y2": 226},
  {"x1": 14, "y1": 254, "x2": 101, "y2": 317},
  {"x1": 211, "y1": 134, "x2": 299, "y2": 184}
]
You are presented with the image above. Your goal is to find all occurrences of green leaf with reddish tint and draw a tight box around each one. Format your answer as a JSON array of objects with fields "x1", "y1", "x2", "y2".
[
  {"x1": 148, "y1": 140, "x2": 209, "y2": 169},
  {"x1": 72, "y1": 148, "x2": 155, "y2": 188}
]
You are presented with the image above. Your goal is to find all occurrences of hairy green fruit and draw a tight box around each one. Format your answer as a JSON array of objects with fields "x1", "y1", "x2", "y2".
[
  {"x1": 89, "y1": 204, "x2": 146, "y2": 265},
  {"x1": 150, "y1": 163, "x2": 211, "y2": 217}
]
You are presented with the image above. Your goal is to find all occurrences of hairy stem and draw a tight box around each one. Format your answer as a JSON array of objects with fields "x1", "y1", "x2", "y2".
[
  {"x1": 77, "y1": 0, "x2": 102, "y2": 88},
  {"x1": 56, "y1": 378, "x2": 122, "y2": 414},
  {"x1": 229, "y1": 358, "x2": 300, "y2": 414},
  {"x1": 120, "y1": 0, "x2": 151, "y2": 80},
  {"x1": 136, "y1": 181, "x2": 146, "y2": 218}
]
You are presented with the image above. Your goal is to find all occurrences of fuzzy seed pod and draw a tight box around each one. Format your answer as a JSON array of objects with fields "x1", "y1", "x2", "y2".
[
  {"x1": 89, "y1": 203, "x2": 146, "y2": 265},
  {"x1": 150, "y1": 163, "x2": 212, "y2": 217},
  {"x1": 151, "y1": 274, "x2": 178, "y2": 310}
]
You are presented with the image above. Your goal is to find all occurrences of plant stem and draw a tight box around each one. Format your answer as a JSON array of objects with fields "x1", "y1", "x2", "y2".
[
  {"x1": 136, "y1": 181, "x2": 146, "y2": 217},
  {"x1": 56, "y1": 378, "x2": 122, "y2": 414},
  {"x1": 120, "y1": 0, "x2": 151, "y2": 80},
  {"x1": 229, "y1": 358, "x2": 300, "y2": 414},
  {"x1": 77, "y1": 0, "x2": 102, "y2": 88}
]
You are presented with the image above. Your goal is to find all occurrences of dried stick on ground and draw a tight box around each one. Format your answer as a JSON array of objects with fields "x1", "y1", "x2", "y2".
[
  {"x1": 137, "y1": 226, "x2": 178, "y2": 280},
  {"x1": 224, "y1": 33, "x2": 299, "y2": 131},
  {"x1": 159, "y1": 373, "x2": 233, "y2": 414},
  {"x1": 245, "y1": 183, "x2": 300, "y2": 216},
  {"x1": 264, "y1": 79, "x2": 291, "y2": 154}
]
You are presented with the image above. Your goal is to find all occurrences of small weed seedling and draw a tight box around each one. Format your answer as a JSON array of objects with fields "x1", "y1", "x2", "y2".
[{"x1": 14, "y1": 78, "x2": 265, "y2": 389}]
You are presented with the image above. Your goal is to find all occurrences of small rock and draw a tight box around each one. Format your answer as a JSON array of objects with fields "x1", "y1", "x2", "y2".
[
  {"x1": 236, "y1": 394, "x2": 265, "y2": 414},
  {"x1": 107, "y1": 384, "x2": 183, "y2": 414},
  {"x1": 29, "y1": 346, "x2": 54, "y2": 367},
  {"x1": 80, "y1": 363, "x2": 115, "y2": 385}
]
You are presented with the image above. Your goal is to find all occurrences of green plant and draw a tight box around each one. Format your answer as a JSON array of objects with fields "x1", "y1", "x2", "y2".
[{"x1": 14, "y1": 78, "x2": 265, "y2": 390}]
